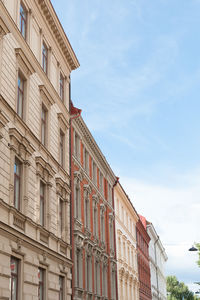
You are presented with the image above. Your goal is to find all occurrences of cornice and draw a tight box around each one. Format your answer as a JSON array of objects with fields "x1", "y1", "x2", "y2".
[
  {"x1": 37, "y1": 0, "x2": 79, "y2": 71},
  {"x1": 0, "y1": 2, "x2": 70, "y2": 123},
  {"x1": 73, "y1": 117, "x2": 116, "y2": 183}
]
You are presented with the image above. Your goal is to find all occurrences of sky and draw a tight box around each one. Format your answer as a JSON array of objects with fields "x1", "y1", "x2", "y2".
[{"x1": 51, "y1": 0, "x2": 200, "y2": 291}]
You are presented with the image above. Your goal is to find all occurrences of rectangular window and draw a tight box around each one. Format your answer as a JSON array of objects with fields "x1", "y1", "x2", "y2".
[
  {"x1": 38, "y1": 268, "x2": 45, "y2": 300},
  {"x1": 84, "y1": 149, "x2": 89, "y2": 173},
  {"x1": 41, "y1": 105, "x2": 47, "y2": 146},
  {"x1": 20, "y1": 3, "x2": 27, "y2": 39},
  {"x1": 42, "y1": 42, "x2": 48, "y2": 74},
  {"x1": 60, "y1": 73, "x2": 64, "y2": 101},
  {"x1": 10, "y1": 257, "x2": 19, "y2": 300},
  {"x1": 59, "y1": 198, "x2": 63, "y2": 236},
  {"x1": 60, "y1": 130, "x2": 64, "y2": 168},
  {"x1": 14, "y1": 158, "x2": 21, "y2": 210},
  {"x1": 59, "y1": 276, "x2": 64, "y2": 300},
  {"x1": 108, "y1": 184, "x2": 112, "y2": 204},
  {"x1": 93, "y1": 162, "x2": 97, "y2": 185},
  {"x1": 74, "y1": 132, "x2": 80, "y2": 159},
  {"x1": 40, "y1": 181, "x2": 45, "y2": 226},
  {"x1": 17, "y1": 73, "x2": 25, "y2": 119},
  {"x1": 99, "y1": 172, "x2": 103, "y2": 193},
  {"x1": 75, "y1": 184, "x2": 80, "y2": 220}
]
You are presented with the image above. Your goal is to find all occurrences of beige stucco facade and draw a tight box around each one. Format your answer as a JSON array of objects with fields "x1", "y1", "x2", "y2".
[
  {"x1": 114, "y1": 182, "x2": 139, "y2": 300},
  {"x1": 0, "y1": 0, "x2": 79, "y2": 299}
]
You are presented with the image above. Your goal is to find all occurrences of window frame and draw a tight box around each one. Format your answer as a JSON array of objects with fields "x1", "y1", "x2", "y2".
[
  {"x1": 59, "y1": 276, "x2": 64, "y2": 300},
  {"x1": 59, "y1": 72, "x2": 64, "y2": 101},
  {"x1": 42, "y1": 42, "x2": 48, "y2": 75},
  {"x1": 14, "y1": 157, "x2": 22, "y2": 211},
  {"x1": 19, "y1": 2, "x2": 27, "y2": 39},
  {"x1": 59, "y1": 198, "x2": 64, "y2": 236},
  {"x1": 59, "y1": 129, "x2": 65, "y2": 168},
  {"x1": 38, "y1": 267, "x2": 45, "y2": 300},
  {"x1": 10, "y1": 257, "x2": 19, "y2": 300},
  {"x1": 40, "y1": 181, "x2": 45, "y2": 227},
  {"x1": 41, "y1": 104, "x2": 47, "y2": 146},
  {"x1": 17, "y1": 72, "x2": 26, "y2": 119}
]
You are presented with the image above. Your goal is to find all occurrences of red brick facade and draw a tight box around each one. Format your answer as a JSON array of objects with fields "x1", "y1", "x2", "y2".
[
  {"x1": 136, "y1": 217, "x2": 152, "y2": 300},
  {"x1": 70, "y1": 113, "x2": 118, "y2": 300}
]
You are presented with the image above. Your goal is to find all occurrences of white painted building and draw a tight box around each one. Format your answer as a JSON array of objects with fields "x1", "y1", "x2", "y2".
[
  {"x1": 114, "y1": 182, "x2": 139, "y2": 300},
  {"x1": 147, "y1": 222, "x2": 168, "y2": 300}
]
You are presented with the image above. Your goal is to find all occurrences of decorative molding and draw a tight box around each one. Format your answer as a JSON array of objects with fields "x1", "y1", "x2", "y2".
[
  {"x1": 0, "y1": 110, "x2": 8, "y2": 139},
  {"x1": 39, "y1": 85, "x2": 55, "y2": 107},
  {"x1": 37, "y1": 0, "x2": 79, "y2": 71},
  {"x1": 9, "y1": 127, "x2": 35, "y2": 160},
  {"x1": 74, "y1": 170, "x2": 82, "y2": 182},
  {"x1": 57, "y1": 112, "x2": 69, "y2": 131},
  {"x1": 35, "y1": 156, "x2": 56, "y2": 180},
  {"x1": 0, "y1": 16, "x2": 9, "y2": 38},
  {"x1": 55, "y1": 177, "x2": 70, "y2": 200},
  {"x1": 15, "y1": 48, "x2": 35, "y2": 75},
  {"x1": 13, "y1": 213, "x2": 25, "y2": 231}
]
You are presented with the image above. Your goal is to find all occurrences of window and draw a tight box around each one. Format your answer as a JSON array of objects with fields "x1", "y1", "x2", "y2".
[
  {"x1": 59, "y1": 198, "x2": 64, "y2": 236},
  {"x1": 74, "y1": 184, "x2": 80, "y2": 220},
  {"x1": 74, "y1": 132, "x2": 80, "y2": 159},
  {"x1": 108, "y1": 184, "x2": 112, "y2": 204},
  {"x1": 85, "y1": 192, "x2": 90, "y2": 230},
  {"x1": 100, "y1": 206, "x2": 105, "y2": 243},
  {"x1": 99, "y1": 172, "x2": 103, "y2": 193},
  {"x1": 102, "y1": 264, "x2": 107, "y2": 297},
  {"x1": 60, "y1": 73, "x2": 64, "y2": 101},
  {"x1": 40, "y1": 181, "x2": 45, "y2": 226},
  {"x1": 10, "y1": 257, "x2": 19, "y2": 300},
  {"x1": 17, "y1": 73, "x2": 25, "y2": 119},
  {"x1": 42, "y1": 42, "x2": 48, "y2": 74},
  {"x1": 95, "y1": 260, "x2": 100, "y2": 295},
  {"x1": 38, "y1": 268, "x2": 45, "y2": 300},
  {"x1": 84, "y1": 149, "x2": 89, "y2": 173},
  {"x1": 14, "y1": 158, "x2": 21, "y2": 210},
  {"x1": 59, "y1": 276, "x2": 64, "y2": 300},
  {"x1": 41, "y1": 105, "x2": 47, "y2": 146},
  {"x1": 20, "y1": 3, "x2": 27, "y2": 39},
  {"x1": 92, "y1": 162, "x2": 97, "y2": 185},
  {"x1": 60, "y1": 130, "x2": 64, "y2": 167},
  {"x1": 76, "y1": 249, "x2": 82, "y2": 288}
]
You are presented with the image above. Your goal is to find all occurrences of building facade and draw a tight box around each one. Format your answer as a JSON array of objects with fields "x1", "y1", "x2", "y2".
[
  {"x1": 0, "y1": 0, "x2": 79, "y2": 299},
  {"x1": 146, "y1": 222, "x2": 167, "y2": 300},
  {"x1": 114, "y1": 181, "x2": 139, "y2": 300},
  {"x1": 136, "y1": 216, "x2": 152, "y2": 300},
  {"x1": 71, "y1": 112, "x2": 118, "y2": 300}
]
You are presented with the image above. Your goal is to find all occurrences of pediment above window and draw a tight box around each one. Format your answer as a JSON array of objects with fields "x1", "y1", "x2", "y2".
[
  {"x1": 55, "y1": 176, "x2": 70, "y2": 200},
  {"x1": 0, "y1": 16, "x2": 9, "y2": 38},
  {"x1": 9, "y1": 127, "x2": 35, "y2": 160},
  {"x1": 15, "y1": 48, "x2": 35, "y2": 75},
  {"x1": 74, "y1": 170, "x2": 82, "y2": 182},
  {"x1": 58, "y1": 112, "x2": 69, "y2": 131},
  {"x1": 0, "y1": 110, "x2": 8, "y2": 139},
  {"x1": 35, "y1": 156, "x2": 56, "y2": 180},
  {"x1": 39, "y1": 85, "x2": 55, "y2": 107}
]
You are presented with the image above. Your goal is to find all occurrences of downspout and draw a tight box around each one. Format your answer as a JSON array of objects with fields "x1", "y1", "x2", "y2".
[
  {"x1": 113, "y1": 177, "x2": 119, "y2": 300},
  {"x1": 69, "y1": 100, "x2": 82, "y2": 300},
  {"x1": 154, "y1": 237, "x2": 160, "y2": 300}
]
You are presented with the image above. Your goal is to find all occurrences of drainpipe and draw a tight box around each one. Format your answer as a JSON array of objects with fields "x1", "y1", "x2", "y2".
[
  {"x1": 69, "y1": 101, "x2": 82, "y2": 300},
  {"x1": 113, "y1": 177, "x2": 119, "y2": 300},
  {"x1": 154, "y1": 237, "x2": 160, "y2": 300}
]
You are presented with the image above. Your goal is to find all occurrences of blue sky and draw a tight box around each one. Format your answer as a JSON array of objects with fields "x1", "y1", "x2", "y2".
[{"x1": 51, "y1": 0, "x2": 200, "y2": 290}]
